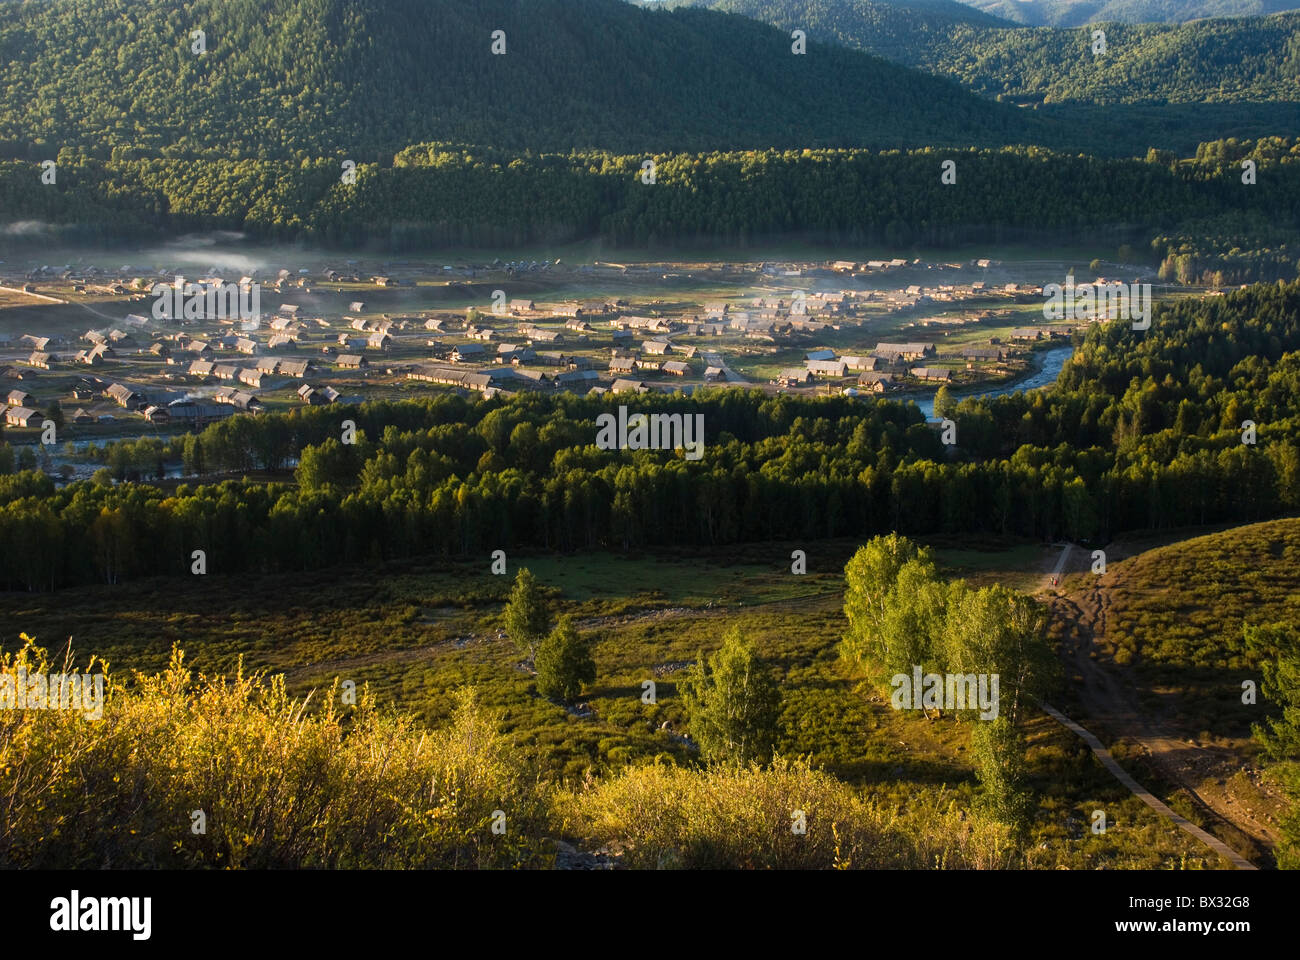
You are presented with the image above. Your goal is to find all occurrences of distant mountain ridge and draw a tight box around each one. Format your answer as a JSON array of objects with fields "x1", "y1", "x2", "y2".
[
  {"x1": 958, "y1": 0, "x2": 1300, "y2": 26},
  {"x1": 650, "y1": 0, "x2": 1012, "y2": 27},
  {"x1": 658, "y1": 0, "x2": 1013, "y2": 62},
  {"x1": 682, "y1": 0, "x2": 1300, "y2": 103}
]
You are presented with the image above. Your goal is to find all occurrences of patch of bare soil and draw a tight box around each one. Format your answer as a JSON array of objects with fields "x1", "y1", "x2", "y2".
[
  {"x1": 575, "y1": 606, "x2": 711, "y2": 630},
  {"x1": 282, "y1": 631, "x2": 496, "y2": 685}
]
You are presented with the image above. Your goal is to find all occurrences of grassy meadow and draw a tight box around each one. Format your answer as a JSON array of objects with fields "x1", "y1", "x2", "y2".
[
  {"x1": 1058, "y1": 518, "x2": 1300, "y2": 738},
  {"x1": 0, "y1": 534, "x2": 1236, "y2": 868}
]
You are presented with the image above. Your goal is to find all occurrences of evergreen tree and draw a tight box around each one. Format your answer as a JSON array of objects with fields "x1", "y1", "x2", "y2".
[
  {"x1": 503, "y1": 568, "x2": 550, "y2": 661},
  {"x1": 535, "y1": 615, "x2": 596, "y2": 701},
  {"x1": 933, "y1": 384, "x2": 957, "y2": 420},
  {"x1": 43, "y1": 400, "x2": 63, "y2": 431}
]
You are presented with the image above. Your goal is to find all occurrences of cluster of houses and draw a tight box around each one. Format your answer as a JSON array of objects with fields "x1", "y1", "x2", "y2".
[
  {"x1": 15, "y1": 332, "x2": 70, "y2": 371},
  {"x1": 399, "y1": 285, "x2": 1036, "y2": 400},
  {"x1": 408, "y1": 362, "x2": 599, "y2": 398},
  {"x1": 546, "y1": 299, "x2": 611, "y2": 319},
  {"x1": 406, "y1": 351, "x2": 668, "y2": 398},
  {"x1": 774, "y1": 336, "x2": 1029, "y2": 393},
  {"x1": 181, "y1": 356, "x2": 311, "y2": 390},
  {"x1": 428, "y1": 313, "x2": 704, "y2": 391},
  {"x1": 2, "y1": 363, "x2": 264, "y2": 429},
  {"x1": 0, "y1": 253, "x2": 1088, "y2": 434},
  {"x1": 697, "y1": 292, "x2": 861, "y2": 332},
  {"x1": 17, "y1": 316, "x2": 344, "y2": 377},
  {"x1": 345, "y1": 312, "x2": 409, "y2": 350},
  {"x1": 778, "y1": 343, "x2": 949, "y2": 392},
  {"x1": 10, "y1": 262, "x2": 453, "y2": 299},
  {"x1": 500, "y1": 293, "x2": 865, "y2": 346},
  {"x1": 297, "y1": 383, "x2": 341, "y2": 405},
  {"x1": 829, "y1": 258, "x2": 911, "y2": 273},
  {"x1": 3, "y1": 387, "x2": 41, "y2": 427},
  {"x1": 24, "y1": 327, "x2": 143, "y2": 369},
  {"x1": 607, "y1": 339, "x2": 694, "y2": 376},
  {"x1": 1010, "y1": 326, "x2": 1075, "y2": 341},
  {"x1": 14, "y1": 262, "x2": 454, "y2": 311},
  {"x1": 2, "y1": 301, "x2": 383, "y2": 423},
  {"x1": 4, "y1": 379, "x2": 152, "y2": 428},
  {"x1": 116, "y1": 378, "x2": 258, "y2": 426}
]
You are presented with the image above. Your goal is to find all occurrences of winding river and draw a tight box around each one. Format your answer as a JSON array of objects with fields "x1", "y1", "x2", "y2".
[{"x1": 915, "y1": 344, "x2": 1074, "y2": 419}]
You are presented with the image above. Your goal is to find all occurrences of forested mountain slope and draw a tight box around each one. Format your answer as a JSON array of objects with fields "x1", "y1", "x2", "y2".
[
  {"x1": 0, "y1": 0, "x2": 1031, "y2": 159},
  {"x1": 684, "y1": 0, "x2": 1300, "y2": 103},
  {"x1": 656, "y1": 0, "x2": 1011, "y2": 62},
  {"x1": 4, "y1": 136, "x2": 1298, "y2": 252}
]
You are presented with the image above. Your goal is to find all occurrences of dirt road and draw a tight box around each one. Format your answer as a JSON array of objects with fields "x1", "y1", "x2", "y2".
[
  {"x1": 1038, "y1": 701, "x2": 1254, "y2": 869},
  {"x1": 1039, "y1": 542, "x2": 1278, "y2": 867}
]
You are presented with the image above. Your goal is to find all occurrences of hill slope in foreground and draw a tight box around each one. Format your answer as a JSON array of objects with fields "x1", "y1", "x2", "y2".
[
  {"x1": 1078, "y1": 518, "x2": 1300, "y2": 674},
  {"x1": 1050, "y1": 517, "x2": 1300, "y2": 863}
]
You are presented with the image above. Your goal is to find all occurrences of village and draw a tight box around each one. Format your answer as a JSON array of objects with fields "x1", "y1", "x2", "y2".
[{"x1": 0, "y1": 252, "x2": 1109, "y2": 442}]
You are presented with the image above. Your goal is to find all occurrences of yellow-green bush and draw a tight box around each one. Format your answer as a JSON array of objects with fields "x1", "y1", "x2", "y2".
[
  {"x1": 0, "y1": 637, "x2": 552, "y2": 869},
  {"x1": 560, "y1": 756, "x2": 1018, "y2": 869}
]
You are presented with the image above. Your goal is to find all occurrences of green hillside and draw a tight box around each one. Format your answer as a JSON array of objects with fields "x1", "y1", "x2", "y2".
[
  {"x1": 1, "y1": 0, "x2": 1292, "y2": 170},
  {"x1": 2, "y1": 0, "x2": 1297, "y2": 244},
  {"x1": 921, "y1": 12, "x2": 1300, "y2": 104},
  {"x1": 852, "y1": 0, "x2": 1014, "y2": 25},
  {"x1": 1088, "y1": 519, "x2": 1300, "y2": 673},
  {"x1": 0, "y1": 0, "x2": 1030, "y2": 160},
  {"x1": 688, "y1": 0, "x2": 1300, "y2": 103}
]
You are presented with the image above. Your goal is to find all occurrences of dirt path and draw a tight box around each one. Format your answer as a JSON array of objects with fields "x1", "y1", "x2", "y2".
[
  {"x1": 1039, "y1": 542, "x2": 1276, "y2": 867},
  {"x1": 1038, "y1": 702, "x2": 1254, "y2": 869},
  {"x1": 0, "y1": 284, "x2": 66, "y2": 304}
]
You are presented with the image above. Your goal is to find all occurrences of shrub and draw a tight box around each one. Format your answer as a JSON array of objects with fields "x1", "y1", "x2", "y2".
[
  {"x1": 971, "y1": 716, "x2": 1031, "y2": 829},
  {"x1": 561, "y1": 756, "x2": 1017, "y2": 869},
  {"x1": 0, "y1": 638, "x2": 552, "y2": 869}
]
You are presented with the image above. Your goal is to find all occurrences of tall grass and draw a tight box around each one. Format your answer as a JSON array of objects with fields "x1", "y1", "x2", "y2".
[
  {"x1": 559, "y1": 757, "x2": 1020, "y2": 869},
  {"x1": 1, "y1": 633, "x2": 1218, "y2": 870},
  {"x1": 0, "y1": 638, "x2": 552, "y2": 869}
]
